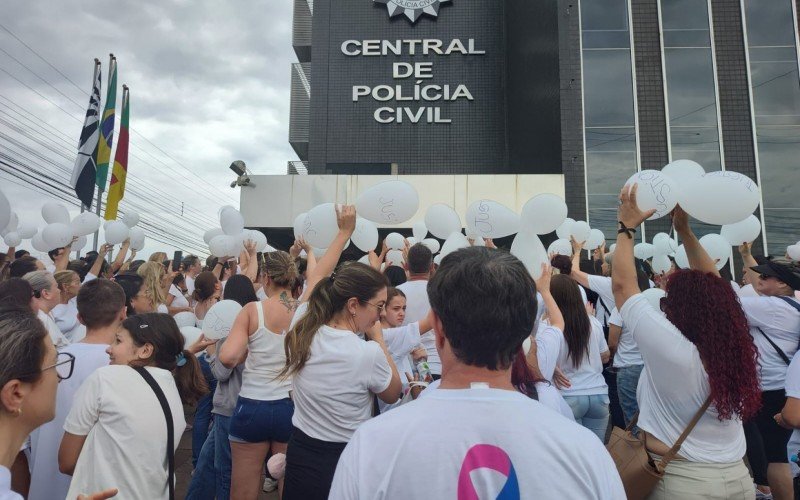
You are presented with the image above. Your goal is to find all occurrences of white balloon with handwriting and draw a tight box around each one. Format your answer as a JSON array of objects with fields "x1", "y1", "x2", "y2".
[
  {"x1": 303, "y1": 203, "x2": 339, "y2": 249},
  {"x1": 465, "y1": 200, "x2": 520, "y2": 239},
  {"x1": 625, "y1": 170, "x2": 678, "y2": 220},
  {"x1": 680, "y1": 171, "x2": 760, "y2": 225},
  {"x1": 356, "y1": 181, "x2": 419, "y2": 225}
]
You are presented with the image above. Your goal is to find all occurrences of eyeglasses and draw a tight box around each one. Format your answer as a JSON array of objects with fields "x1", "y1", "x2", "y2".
[
  {"x1": 360, "y1": 300, "x2": 386, "y2": 312},
  {"x1": 29, "y1": 352, "x2": 75, "y2": 382}
]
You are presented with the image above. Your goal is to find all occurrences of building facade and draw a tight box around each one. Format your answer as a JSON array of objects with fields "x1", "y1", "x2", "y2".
[{"x1": 288, "y1": 0, "x2": 800, "y2": 254}]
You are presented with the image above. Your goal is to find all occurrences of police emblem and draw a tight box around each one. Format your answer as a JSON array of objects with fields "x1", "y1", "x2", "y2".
[{"x1": 374, "y1": 0, "x2": 451, "y2": 23}]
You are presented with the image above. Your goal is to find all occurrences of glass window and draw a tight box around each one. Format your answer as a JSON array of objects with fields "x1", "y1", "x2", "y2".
[
  {"x1": 583, "y1": 51, "x2": 636, "y2": 128},
  {"x1": 743, "y1": 0, "x2": 800, "y2": 253},
  {"x1": 664, "y1": 49, "x2": 719, "y2": 126},
  {"x1": 661, "y1": 0, "x2": 712, "y2": 31},
  {"x1": 581, "y1": 0, "x2": 630, "y2": 31}
]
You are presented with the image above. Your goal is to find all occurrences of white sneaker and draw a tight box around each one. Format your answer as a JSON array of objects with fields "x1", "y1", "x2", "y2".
[
  {"x1": 262, "y1": 477, "x2": 278, "y2": 493},
  {"x1": 755, "y1": 485, "x2": 773, "y2": 500}
]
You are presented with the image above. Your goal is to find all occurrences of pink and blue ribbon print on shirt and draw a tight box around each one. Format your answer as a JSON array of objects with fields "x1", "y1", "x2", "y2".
[{"x1": 457, "y1": 444, "x2": 520, "y2": 500}]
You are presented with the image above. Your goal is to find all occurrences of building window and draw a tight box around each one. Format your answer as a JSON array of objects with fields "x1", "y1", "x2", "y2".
[
  {"x1": 660, "y1": 0, "x2": 723, "y2": 172},
  {"x1": 580, "y1": 0, "x2": 639, "y2": 240},
  {"x1": 743, "y1": 0, "x2": 800, "y2": 253}
]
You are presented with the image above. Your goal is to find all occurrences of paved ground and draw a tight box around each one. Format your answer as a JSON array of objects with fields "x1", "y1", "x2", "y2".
[{"x1": 175, "y1": 410, "x2": 279, "y2": 499}]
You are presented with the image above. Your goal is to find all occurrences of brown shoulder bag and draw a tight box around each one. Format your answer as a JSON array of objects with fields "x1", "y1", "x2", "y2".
[{"x1": 606, "y1": 398, "x2": 711, "y2": 500}]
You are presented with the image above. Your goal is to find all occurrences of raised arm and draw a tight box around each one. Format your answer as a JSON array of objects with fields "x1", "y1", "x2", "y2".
[
  {"x1": 88, "y1": 244, "x2": 112, "y2": 278},
  {"x1": 568, "y1": 237, "x2": 590, "y2": 289},
  {"x1": 738, "y1": 242, "x2": 760, "y2": 286},
  {"x1": 301, "y1": 205, "x2": 356, "y2": 302},
  {"x1": 535, "y1": 263, "x2": 564, "y2": 332},
  {"x1": 671, "y1": 205, "x2": 719, "y2": 277},
  {"x1": 242, "y1": 240, "x2": 258, "y2": 282},
  {"x1": 110, "y1": 238, "x2": 130, "y2": 274},
  {"x1": 612, "y1": 184, "x2": 656, "y2": 309},
  {"x1": 218, "y1": 303, "x2": 254, "y2": 368}
]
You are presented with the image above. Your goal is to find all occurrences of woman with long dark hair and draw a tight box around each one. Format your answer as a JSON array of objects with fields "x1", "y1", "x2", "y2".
[
  {"x1": 613, "y1": 185, "x2": 760, "y2": 499},
  {"x1": 551, "y1": 274, "x2": 610, "y2": 440},
  {"x1": 59, "y1": 313, "x2": 208, "y2": 499}
]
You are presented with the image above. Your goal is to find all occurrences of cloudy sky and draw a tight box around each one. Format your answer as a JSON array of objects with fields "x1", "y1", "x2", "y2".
[{"x1": 0, "y1": 0, "x2": 298, "y2": 259}]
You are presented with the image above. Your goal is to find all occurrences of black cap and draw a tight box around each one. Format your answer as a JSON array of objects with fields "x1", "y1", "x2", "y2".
[{"x1": 751, "y1": 259, "x2": 800, "y2": 291}]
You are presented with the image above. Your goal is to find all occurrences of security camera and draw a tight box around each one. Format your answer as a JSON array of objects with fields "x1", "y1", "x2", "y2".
[{"x1": 230, "y1": 160, "x2": 247, "y2": 176}]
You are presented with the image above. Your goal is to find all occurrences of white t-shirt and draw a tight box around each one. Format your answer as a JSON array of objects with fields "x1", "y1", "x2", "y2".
[
  {"x1": 734, "y1": 283, "x2": 760, "y2": 298},
  {"x1": 379, "y1": 323, "x2": 422, "y2": 413},
  {"x1": 28, "y1": 343, "x2": 109, "y2": 500},
  {"x1": 64, "y1": 365, "x2": 186, "y2": 499},
  {"x1": 38, "y1": 309, "x2": 69, "y2": 348},
  {"x1": 740, "y1": 295, "x2": 800, "y2": 390},
  {"x1": 535, "y1": 324, "x2": 563, "y2": 381},
  {"x1": 587, "y1": 275, "x2": 615, "y2": 327},
  {"x1": 0, "y1": 466, "x2": 21, "y2": 500},
  {"x1": 397, "y1": 280, "x2": 441, "y2": 375},
  {"x1": 51, "y1": 298, "x2": 86, "y2": 343},
  {"x1": 622, "y1": 294, "x2": 745, "y2": 463},
  {"x1": 608, "y1": 307, "x2": 643, "y2": 367},
  {"x1": 535, "y1": 381, "x2": 576, "y2": 420},
  {"x1": 185, "y1": 275, "x2": 196, "y2": 297},
  {"x1": 556, "y1": 316, "x2": 608, "y2": 396},
  {"x1": 785, "y1": 351, "x2": 800, "y2": 476},
  {"x1": 330, "y1": 387, "x2": 624, "y2": 499},
  {"x1": 291, "y1": 324, "x2": 393, "y2": 442},
  {"x1": 168, "y1": 284, "x2": 189, "y2": 309},
  {"x1": 157, "y1": 303, "x2": 169, "y2": 314}
]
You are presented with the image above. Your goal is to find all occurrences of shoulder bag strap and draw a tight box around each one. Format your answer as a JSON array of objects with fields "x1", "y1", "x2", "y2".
[
  {"x1": 597, "y1": 296, "x2": 611, "y2": 327},
  {"x1": 777, "y1": 296, "x2": 800, "y2": 314},
  {"x1": 756, "y1": 327, "x2": 791, "y2": 365},
  {"x1": 133, "y1": 366, "x2": 175, "y2": 500},
  {"x1": 657, "y1": 398, "x2": 712, "y2": 471}
]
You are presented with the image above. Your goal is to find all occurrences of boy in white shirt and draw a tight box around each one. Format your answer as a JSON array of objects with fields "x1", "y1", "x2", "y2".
[{"x1": 330, "y1": 247, "x2": 624, "y2": 499}]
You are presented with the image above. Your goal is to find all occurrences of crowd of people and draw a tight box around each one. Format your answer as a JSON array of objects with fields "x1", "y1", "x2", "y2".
[{"x1": 0, "y1": 189, "x2": 799, "y2": 499}]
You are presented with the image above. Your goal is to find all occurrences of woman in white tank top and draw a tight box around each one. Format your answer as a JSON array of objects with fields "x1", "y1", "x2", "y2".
[{"x1": 218, "y1": 251, "x2": 300, "y2": 499}]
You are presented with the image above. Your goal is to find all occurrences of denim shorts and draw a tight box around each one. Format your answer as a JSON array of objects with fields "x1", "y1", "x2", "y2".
[{"x1": 228, "y1": 396, "x2": 294, "y2": 444}]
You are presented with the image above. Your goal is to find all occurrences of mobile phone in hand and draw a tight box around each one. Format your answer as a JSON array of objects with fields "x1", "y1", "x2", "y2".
[{"x1": 172, "y1": 251, "x2": 183, "y2": 272}]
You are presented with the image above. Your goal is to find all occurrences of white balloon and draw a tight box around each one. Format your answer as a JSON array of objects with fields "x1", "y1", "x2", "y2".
[
  {"x1": 41, "y1": 201, "x2": 70, "y2": 225},
  {"x1": 220, "y1": 208, "x2": 245, "y2": 236},
  {"x1": 440, "y1": 231, "x2": 470, "y2": 258},
  {"x1": 31, "y1": 232, "x2": 49, "y2": 252},
  {"x1": 510, "y1": 230, "x2": 548, "y2": 279},
  {"x1": 103, "y1": 220, "x2": 113, "y2": 230},
  {"x1": 180, "y1": 326, "x2": 203, "y2": 350},
  {"x1": 651, "y1": 254, "x2": 672, "y2": 275},
  {"x1": 699, "y1": 233, "x2": 730, "y2": 270},
  {"x1": 356, "y1": 180, "x2": 419, "y2": 225},
  {"x1": 42, "y1": 223, "x2": 74, "y2": 249},
  {"x1": 609, "y1": 243, "x2": 617, "y2": 254},
  {"x1": 386, "y1": 250, "x2": 405, "y2": 266},
  {"x1": 548, "y1": 239, "x2": 572, "y2": 257},
  {"x1": 425, "y1": 204, "x2": 462, "y2": 239},
  {"x1": 248, "y1": 230, "x2": 268, "y2": 252},
  {"x1": 720, "y1": 215, "x2": 761, "y2": 246},
  {"x1": 433, "y1": 254, "x2": 443, "y2": 266},
  {"x1": 422, "y1": 238, "x2": 440, "y2": 254},
  {"x1": 521, "y1": 194, "x2": 568, "y2": 235},
  {"x1": 129, "y1": 227, "x2": 146, "y2": 251},
  {"x1": 104, "y1": 221, "x2": 129, "y2": 245},
  {"x1": 406, "y1": 237, "x2": 418, "y2": 246},
  {"x1": 293, "y1": 213, "x2": 308, "y2": 240},
  {"x1": 555, "y1": 218, "x2": 575, "y2": 240},
  {"x1": 202, "y1": 228, "x2": 223, "y2": 245},
  {"x1": 634, "y1": 243, "x2": 656, "y2": 260},
  {"x1": 70, "y1": 212, "x2": 101, "y2": 237},
  {"x1": 0, "y1": 189, "x2": 10, "y2": 235},
  {"x1": 121, "y1": 211, "x2": 140, "y2": 228},
  {"x1": 788, "y1": 245, "x2": 800, "y2": 261},
  {"x1": 465, "y1": 200, "x2": 520, "y2": 239},
  {"x1": 586, "y1": 229, "x2": 605, "y2": 250},
  {"x1": 173, "y1": 311, "x2": 197, "y2": 329},
  {"x1": 569, "y1": 220, "x2": 591, "y2": 243},
  {"x1": 680, "y1": 171, "x2": 760, "y2": 225},
  {"x1": 351, "y1": 217, "x2": 378, "y2": 252},
  {"x1": 641, "y1": 288, "x2": 666, "y2": 312},
  {"x1": 2, "y1": 211, "x2": 18, "y2": 234},
  {"x1": 72, "y1": 235, "x2": 88, "y2": 252},
  {"x1": 3, "y1": 232, "x2": 21, "y2": 247},
  {"x1": 358, "y1": 254, "x2": 370, "y2": 265},
  {"x1": 209, "y1": 235, "x2": 238, "y2": 258},
  {"x1": 661, "y1": 159, "x2": 705, "y2": 190},
  {"x1": 652, "y1": 233, "x2": 678, "y2": 256},
  {"x1": 674, "y1": 245, "x2": 689, "y2": 269},
  {"x1": 312, "y1": 247, "x2": 327, "y2": 257},
  {"x1": 385, "y1": 232, "x2": 405, "y2": 250},
  {"x1": 17, "y1": 223, "x2": 37, "y2": 239},
  {"x1": 625, "y1": 170, "x2": 678, "y2": 220},
  {"x1": 412, "y1": 221, "x2": 427, "y2": 241},
  {"x1": 303, "y1": 203, "x2": 339, "y2": 249}
]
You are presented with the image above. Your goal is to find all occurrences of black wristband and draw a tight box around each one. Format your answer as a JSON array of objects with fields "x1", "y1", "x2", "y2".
[{"x1": 618, "y1": 221, "x2": 636, "y2": 239}]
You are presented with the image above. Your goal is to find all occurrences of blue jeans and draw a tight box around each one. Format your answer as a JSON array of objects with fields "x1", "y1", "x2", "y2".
[
  {"x1": 186, "y1": 415, "x2": 232, "y2": 500},
  {"x1": 564, "y1": 393, "x2": 610, "y2": 442},
  {"x1": 193, "y1": 354, "x2": 218, "y2": 468},
  {"x1": 616, "y1": 364, "x2": 644, "y2": 427}
]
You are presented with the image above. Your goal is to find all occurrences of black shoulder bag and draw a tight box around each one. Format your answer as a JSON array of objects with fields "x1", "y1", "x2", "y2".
[
  {"x1": 755, "y1": 296, "x2": 800, "y2": 366},
  {"x1": 133, "y1": 366, "x2": 175, "y2": 500}
]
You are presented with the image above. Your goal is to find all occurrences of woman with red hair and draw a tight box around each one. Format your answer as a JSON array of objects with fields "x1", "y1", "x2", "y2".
[{"x1": 612, "y1": 185, "x2": 760, "y2": 500}]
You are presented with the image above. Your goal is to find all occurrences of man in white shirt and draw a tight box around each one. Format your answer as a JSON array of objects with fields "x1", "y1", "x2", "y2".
[
  {"x1": 27, "y1": 279, "x2": 126, "y2": 500},
  {"x1": 397, "y1": 244, "x2": 441, "y2": 378},
  {"x1": 23, "y1": 270, "x2": 69, "y2": 348},
  {"x1": 330, "y1": 247, "x2": 625, "y2": 499},
  {"x1": 738, "y1": 252, "x2": 800, "y2": 500}
]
